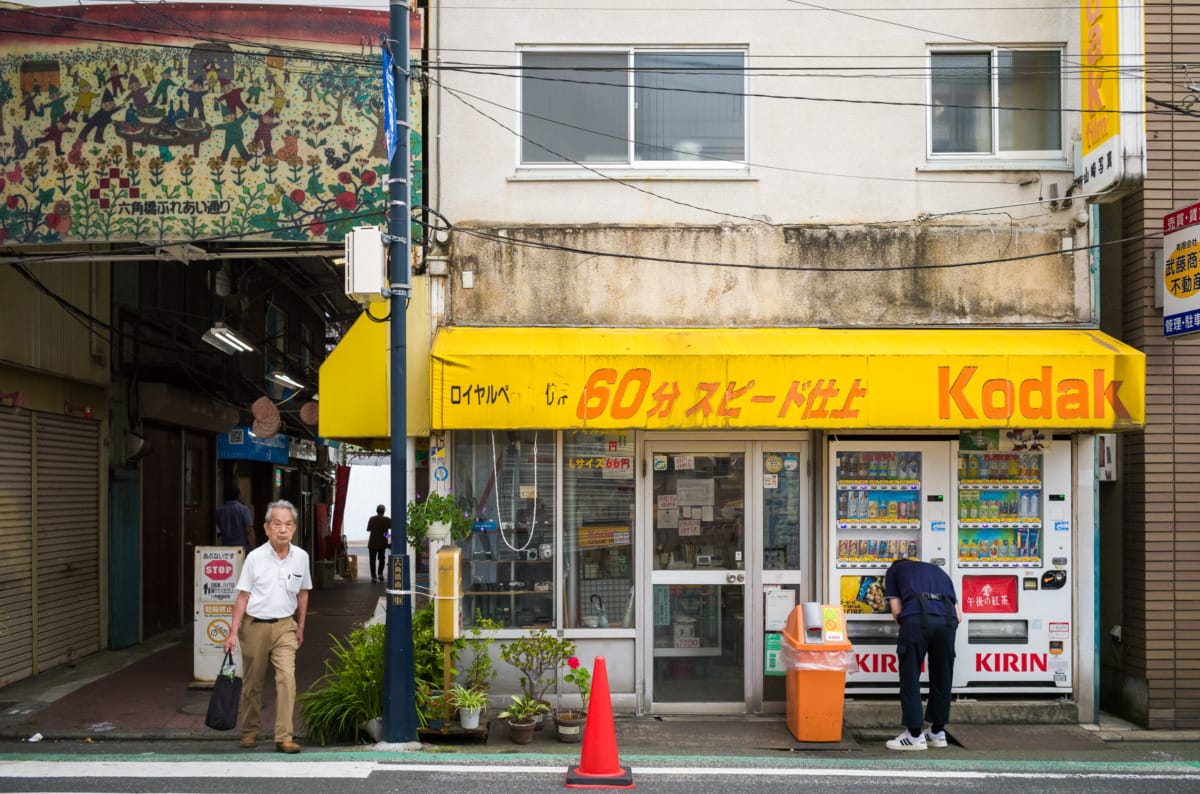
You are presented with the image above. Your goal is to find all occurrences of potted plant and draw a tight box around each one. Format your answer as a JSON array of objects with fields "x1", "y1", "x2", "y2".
[
  {"x1": 555, "y1": 655, "x2": 591, "y2": 743},
  {"x1": 499, "y1": 629, "x2": 575, "y2": 730},
  {"x1": 450, "y1": 683, "x2": 488, "y2": 730},
  {"x1": 406, "y1": 491, "x2": 474, "y2": 546},
  {"x1": 463, "y1": 613, "x2": 501, "y2": 694},
  {"x1": 412, "y1": 603, "x2": 464, "y2": 730},
  {"x1": 497, "y1": 694, "x2": 547, "y2": 745},
  {"x1": 299, "y1": 623, "x2": 385, "y2": 745}
]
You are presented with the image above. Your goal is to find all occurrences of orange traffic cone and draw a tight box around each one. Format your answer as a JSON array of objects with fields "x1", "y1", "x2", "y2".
[{"x1": 565, "y1": 656, "x2": 634, "y2": 789}]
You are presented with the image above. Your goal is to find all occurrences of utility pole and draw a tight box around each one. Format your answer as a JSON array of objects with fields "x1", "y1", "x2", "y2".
[{"x1": 383, "y1": 0, "x2": 417, "y2": 743}]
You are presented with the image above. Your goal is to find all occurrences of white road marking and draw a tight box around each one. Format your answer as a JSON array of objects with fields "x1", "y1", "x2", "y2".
[
  {"x1": 0, "y1": 761, "x2": 375, "y2": 778},
  {"x1": 1, "y1": 760, "x2": 1197, "y2": 782}
]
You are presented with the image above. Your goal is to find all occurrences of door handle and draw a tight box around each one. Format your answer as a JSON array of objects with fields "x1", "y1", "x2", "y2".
[
  {"x1": 726, "y1": 573, "x2": 737, "y2": 583},
  {"x1": 736, "y1": 573, "x2": 745, "y2": 583}
]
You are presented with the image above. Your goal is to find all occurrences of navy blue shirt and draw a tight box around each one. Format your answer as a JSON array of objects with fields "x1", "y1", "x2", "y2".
[
  {"x1": 215, "y1": 499, "x2": 253, "y2": 551},
  {"x1": 884, "y1": 559, "x2": 957, "y2": 620}
]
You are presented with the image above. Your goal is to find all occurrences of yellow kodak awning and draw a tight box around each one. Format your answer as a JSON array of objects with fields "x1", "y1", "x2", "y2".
[
  {"x1": 430, "y1": 327, "x2": 1145, "y2": 432},
  {"x1": 317, "y1": 276, "x2": 431, "y2": 442}
]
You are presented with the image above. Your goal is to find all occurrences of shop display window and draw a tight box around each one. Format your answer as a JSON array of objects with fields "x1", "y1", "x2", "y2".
[
  {"x1": 563, "y1": 431, "x2": 636, "y2": 628},
  {"x1": 452, "y1": 430, "x2": 557, "y2": 629},
  {"x1": 450, "y1": 430, "x2": 635, "y2": 630}
]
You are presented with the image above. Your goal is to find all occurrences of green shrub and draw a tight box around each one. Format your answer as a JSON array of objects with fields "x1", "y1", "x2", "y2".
[
  {"x1": 300, "y1": 605, "x2": 469, "y2": 741},
  {"x1": 299, "y1": 623, "x2": 385, "y2": 745}
]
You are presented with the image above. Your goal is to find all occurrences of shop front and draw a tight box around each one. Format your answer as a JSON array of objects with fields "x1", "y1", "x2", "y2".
[
  {"x1": 323, "y1": 323, "x2": 1144, "y2": 715},
  {"x1": 428, "y1": 326, "x2": 1144, "y2": 716}
]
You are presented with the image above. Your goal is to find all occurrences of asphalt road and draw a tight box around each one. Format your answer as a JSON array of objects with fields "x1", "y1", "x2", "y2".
[{"x1": 3, "y1": 756, "x2": 1200, "y2": 794}]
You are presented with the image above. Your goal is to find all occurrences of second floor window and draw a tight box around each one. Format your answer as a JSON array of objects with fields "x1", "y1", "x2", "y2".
[
  {"x1": 520, "y1": 49, "x2": 746, "y2": 167},
  {"x1": 929, "y1": 48, "x2": 1062, "y2": 160}
]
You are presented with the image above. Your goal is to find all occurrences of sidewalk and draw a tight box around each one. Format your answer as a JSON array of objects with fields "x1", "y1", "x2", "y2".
[
  {"x1": 1, "y1": 553, "x2": 1198, "y2": 759},
  {"x1": 0, "y1": 553, "x2": 384, "y2": 742}
]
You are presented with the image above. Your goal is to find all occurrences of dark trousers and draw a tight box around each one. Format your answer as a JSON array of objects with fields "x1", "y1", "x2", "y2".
[
  {"x1": 369, "y1": 548, "x2": 386, "y2": 580},
  {"x1": 897, "y1": 613, "x2": 957, "y2": 732}
]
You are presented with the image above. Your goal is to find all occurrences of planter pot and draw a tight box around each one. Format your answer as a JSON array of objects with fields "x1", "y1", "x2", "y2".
[
  {"x1": 426, "y1": 521, "x2": 452, "y2": 542},
  {"x1": 458, "y1": 706, "x2": 482, "y2": 730},
  {"x1": 554, "y1": 710, "x2": 586, "y2": 743},
  {"x1": 533, "y1": 699, "x2": 552, "y2": 731},
  {"x1": 508, "y1": 718, "x2": 536, "y2": 745}
]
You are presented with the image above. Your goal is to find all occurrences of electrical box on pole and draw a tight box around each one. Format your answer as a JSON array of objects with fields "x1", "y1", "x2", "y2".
[{"x1": 344, "y1": 226, "x2": 386, "y2": 306}]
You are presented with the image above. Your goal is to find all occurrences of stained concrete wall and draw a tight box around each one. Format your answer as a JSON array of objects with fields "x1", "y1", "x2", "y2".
[{"x1": 446, "y1": 223, "x2": 1084, "y2": 327}]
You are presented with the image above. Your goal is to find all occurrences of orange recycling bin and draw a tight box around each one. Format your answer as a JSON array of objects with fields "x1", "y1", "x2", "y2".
[{"x1": 780, "y1": 603, "x2": 853, "y2": 742}]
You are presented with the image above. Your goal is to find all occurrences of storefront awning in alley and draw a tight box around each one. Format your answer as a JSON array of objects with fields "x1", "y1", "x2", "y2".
[
  {"x1": 317, "y1": 276, "x2": 431, "y2": 442},
  {"x1": 430, "y1": 327, "x2": 1145, "y2": 432}
]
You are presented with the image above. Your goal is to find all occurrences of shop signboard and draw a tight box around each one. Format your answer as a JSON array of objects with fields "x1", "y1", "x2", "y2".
[
  {"x1": 1163, "y1": 200, "x2": 1200, "y2": 338},
  {"x1": 1078, "y1": 0, "x2": 1145, "y2": 200},
  {"x1": 431, "y1": 328, "x2": 1146, "y2": 432},
  {"x1": 218, "y1": 426, "x2": 289, "y2": 464},
  {"x1": 194, "y1": 546, "x2": 243, "y2": 682}
]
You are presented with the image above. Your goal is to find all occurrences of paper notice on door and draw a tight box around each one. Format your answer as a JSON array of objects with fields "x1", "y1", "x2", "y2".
[
  {"x1": 764, "y1": 588, "x2": 795, "y2": 631},
  {"x1": 658, "y1": 508, "x2": 679, "y2": 529},
  {"x1": 657, "y1": 494, "x2": 678, "y2": 509},
  {"x1": 678, "y1": 518, "x2": 702, "y2": 536},
  {"x1": 677, "y1": 479, "x2": 714, "y2": 506}
]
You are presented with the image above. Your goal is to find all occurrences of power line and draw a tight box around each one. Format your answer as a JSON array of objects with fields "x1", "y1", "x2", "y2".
[
  {"x1": 434, "y1": 63, "x2": 1157, "y2": 118},
  {"x1": 429, "y1": 79, "x2": 1017, "y2": 185},
  {"x1": 432, "y1": 73, "x2": 1116, "y2": 222},
  {"x1": 453, "y1": 223, "x2": 1161, "y2": 274}
]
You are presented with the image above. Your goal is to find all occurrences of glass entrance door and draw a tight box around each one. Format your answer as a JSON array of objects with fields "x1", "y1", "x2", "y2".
[{"x1": 645, "y1": 443, "x2": 747, "y2": 709}]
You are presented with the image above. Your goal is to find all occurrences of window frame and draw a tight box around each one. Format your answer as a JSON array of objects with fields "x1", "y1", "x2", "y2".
[
  {"x1": 516, "y1": 45, "x2": 749, "y2": 172},
  {"x1": 926, "y1": 45, "x2": 1066, "y2": 165}
]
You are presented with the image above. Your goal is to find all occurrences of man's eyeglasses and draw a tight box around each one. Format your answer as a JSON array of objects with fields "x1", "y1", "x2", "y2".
[{"x1": 268, "y1": 520, "x2": 296, "y2": 529}]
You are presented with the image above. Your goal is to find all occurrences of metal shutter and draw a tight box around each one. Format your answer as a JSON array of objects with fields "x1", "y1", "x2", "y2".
[
  {"x1": 34, "y1": 413, "x2": 102, "y2": 671},
  {"x1": 0, "y1": 408, "x2": 34, "y2": 686}
]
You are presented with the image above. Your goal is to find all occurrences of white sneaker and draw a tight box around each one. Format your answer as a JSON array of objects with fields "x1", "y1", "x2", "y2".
[
  {"x1": 886, "y1": 731, "x2": 927, "y2": 751},
  {"x1": 923, "y1": 728, "x2": 948, "y2": 748}
]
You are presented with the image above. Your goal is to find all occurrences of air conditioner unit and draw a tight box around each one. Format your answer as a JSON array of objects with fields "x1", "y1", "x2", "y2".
[{"x1": 344, "y1": 226, "x2": 386, "y2": 306}]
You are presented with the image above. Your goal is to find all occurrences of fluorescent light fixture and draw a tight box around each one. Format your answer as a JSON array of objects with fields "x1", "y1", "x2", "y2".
[
  {"x1": 267, "y1": 371, "x2": 305, "y2": 390},
  {"x1": 202, "y1": 323, "x2": 255, "y2": 355}
]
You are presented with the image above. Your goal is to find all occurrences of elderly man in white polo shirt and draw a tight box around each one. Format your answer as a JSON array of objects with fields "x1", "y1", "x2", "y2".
[{"x1": 223, "y1": 499, "x2": 312, "y2": 753}]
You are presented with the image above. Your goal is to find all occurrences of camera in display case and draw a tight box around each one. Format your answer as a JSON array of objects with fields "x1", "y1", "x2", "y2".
[{"x1": 461, "y1": 520, "x2": 555, "y2": 628}]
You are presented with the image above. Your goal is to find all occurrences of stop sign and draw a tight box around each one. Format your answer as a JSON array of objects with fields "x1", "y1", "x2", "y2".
[{"x1": 205, "y1": 559, "x2": 234, "y2": 581}]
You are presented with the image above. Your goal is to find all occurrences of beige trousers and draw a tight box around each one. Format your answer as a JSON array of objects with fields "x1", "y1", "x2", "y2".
[{"x1": 238, "y1": 616, "x2": 299, "y2": 742}]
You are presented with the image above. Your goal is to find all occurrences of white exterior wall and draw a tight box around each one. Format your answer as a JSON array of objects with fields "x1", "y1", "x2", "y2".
[{"x1": 430, "y1": 0, "x2": 1079, "y2": 228}]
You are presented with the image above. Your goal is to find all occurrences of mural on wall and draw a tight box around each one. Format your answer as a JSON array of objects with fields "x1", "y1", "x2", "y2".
[{"x1": 0, "y1": 3, "x2": 423, "y2": 246}]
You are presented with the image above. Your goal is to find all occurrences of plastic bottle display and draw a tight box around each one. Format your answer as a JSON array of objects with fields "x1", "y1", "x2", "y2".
[
  {"x1": 956, "y1": 450, "x2": 1043, "y2": 565},
  {"x1": 836, "y1": 450, "x2": 922, "y2": 566}
]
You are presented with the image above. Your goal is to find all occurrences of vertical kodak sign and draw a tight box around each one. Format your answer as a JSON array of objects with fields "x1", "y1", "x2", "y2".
[{"x1": 1081, "y1": 0, "x2": 1121, "y2": 193}]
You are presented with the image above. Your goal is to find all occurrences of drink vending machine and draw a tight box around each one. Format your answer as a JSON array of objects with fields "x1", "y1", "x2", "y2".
[{"x1": 828, "y1": 439, "x2": 1073, "y2": 694}]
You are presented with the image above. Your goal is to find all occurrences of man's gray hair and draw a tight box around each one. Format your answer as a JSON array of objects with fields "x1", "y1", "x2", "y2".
[{"x1": 265, "y1": 499, "x2": 299, "y2": 525}]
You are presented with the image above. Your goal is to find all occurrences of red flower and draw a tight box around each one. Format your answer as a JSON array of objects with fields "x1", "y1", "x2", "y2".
[
  {"x1": 361, "y1": 171, "x2": 377, "y2": 187},
  {"x1": 290, "y1": 189, "x2": 306, "y2": 204},
  {"x1": 309, "y1": 220, "x2": 326, "y2": 236},
  {"x1": 567, "y1": 656, "x2": 580, "y2": 670},
  {"x1": 335, "y1": 191, "x2": 356, "y2": 209},
  {"x1": 338, "y1": 171, "x2": 352, "y2": 184},
  {"x1": 5, "y1": 195, "x2": 17, "y2": 209},
  {"x1": 45, "y1": 212, "x2": 59, "y2": 229}
]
